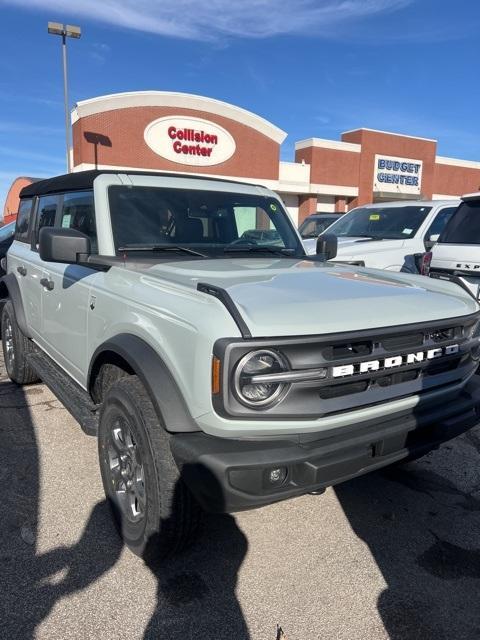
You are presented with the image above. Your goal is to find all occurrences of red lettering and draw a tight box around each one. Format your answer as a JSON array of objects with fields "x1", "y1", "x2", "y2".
[
  {"x1": 210, "y1": 135, "x2": 218, "y2": 145},
  {"x1": 168, "y1": 126, "x2": 177, "y2": 139},
  {"x1": 173, "y1": 140, "x2": 182, "y2": 153}
]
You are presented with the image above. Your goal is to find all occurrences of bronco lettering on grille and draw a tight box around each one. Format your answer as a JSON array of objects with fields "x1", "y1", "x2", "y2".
[{"x1": 331, "y1": 344, "x2": 459, "y2": 378}]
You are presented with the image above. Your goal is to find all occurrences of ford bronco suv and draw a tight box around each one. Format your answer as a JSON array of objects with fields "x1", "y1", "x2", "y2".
[{"x1": 2, "y1": 170, "x2": 480, "y2": 560}]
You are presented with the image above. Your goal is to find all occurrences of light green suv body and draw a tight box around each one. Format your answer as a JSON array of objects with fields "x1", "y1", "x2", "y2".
[{"x1": 3, "y1": 169, "x2": 480, "y2": 557}]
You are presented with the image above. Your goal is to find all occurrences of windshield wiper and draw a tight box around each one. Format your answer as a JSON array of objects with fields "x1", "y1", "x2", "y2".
[
  {"x1": 118, "y1": 245, "x2": 207, "y2": 257},
  {"x1": 223, "y1": 246, "x2": 297, "y2": 256}
]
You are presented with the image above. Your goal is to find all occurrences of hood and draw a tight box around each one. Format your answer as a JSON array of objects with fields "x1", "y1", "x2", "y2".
[
  {"x1": 142, "y1": 258, "x2": 478, "y2": 337},
  {"x1": 303, "y1": 236, "x2": 404, "y2": 257}
]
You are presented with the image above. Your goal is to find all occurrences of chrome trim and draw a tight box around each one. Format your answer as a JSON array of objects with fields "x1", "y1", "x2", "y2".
[{"x1": 250, "y1": 368, "x2": 327, "y2": 384}]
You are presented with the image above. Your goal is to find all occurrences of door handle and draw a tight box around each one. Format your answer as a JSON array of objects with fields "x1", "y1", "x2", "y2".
[
  {"x1": 17, "y1": 266, "x2": 27, "y2": 276},
  {"x1": 40, "y1": 277, "x2": 54, "y2": 291}
]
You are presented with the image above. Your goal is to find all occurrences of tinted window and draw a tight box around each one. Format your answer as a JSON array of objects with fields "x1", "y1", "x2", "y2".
[
  {"x1": 329, "y1": 205, "x2": 432, "y2": 239},
  {"x1": 35, "y1": 195, "x2": 59, "y2": 244},
  {"x1": 440, "y1": 200, "x2": 480, "y2": 244},
  {"x1": 299, "y1": 217, "x2": 339, "y2": 238},
  {"x1": 15, "y1": 198, "x2": 33, "y2": 242},
  {"x1": 108, "y1": 186, "x2": 302, "y2": 256},
  {"x1": 60, "y1": 191, "x2": 97, "y2": 253},
  {"x1": 426, "y1": 207, "x2": 457, "y2": 238},
  {"x1": 0, "y1": 222, "x2": 15, "y2": 243}
]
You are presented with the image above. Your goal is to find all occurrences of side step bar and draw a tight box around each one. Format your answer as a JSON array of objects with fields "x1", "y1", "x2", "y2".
[{"x1": 27, "y1": 350, "x2": 99, "y2": 436}]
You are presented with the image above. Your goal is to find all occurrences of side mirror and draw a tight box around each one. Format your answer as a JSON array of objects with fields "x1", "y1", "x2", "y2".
[
  {"x1": 425, "y1": 233, "x2": 440, "y2": 250},
  {"x1": 39, "y1": 227, "x2": 91, "y2": 264},
  {"x1": 316, "y1": 233, "x2": 337, "y2": 261}
]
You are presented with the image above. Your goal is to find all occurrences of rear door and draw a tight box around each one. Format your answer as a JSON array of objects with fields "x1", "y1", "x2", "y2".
[{"x1": 16, "y1": 195, "x2": 59, "y2": 342}]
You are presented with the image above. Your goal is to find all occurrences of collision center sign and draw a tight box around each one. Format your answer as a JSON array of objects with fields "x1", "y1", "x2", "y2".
[
  {"x1": 144, "y1": 116, "x2": 236, "y2": 166},
  {"x1": 373, "y1": 154, "x2": 423, "y2": 195}
]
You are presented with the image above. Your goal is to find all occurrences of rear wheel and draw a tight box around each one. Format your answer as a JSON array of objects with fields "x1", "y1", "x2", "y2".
[
  {"x1": 1, "y1": 300, "x2": 39, "y2": 385},
  {"x1": 98, "y1": 375, "x2": 201, "y2": 561}
]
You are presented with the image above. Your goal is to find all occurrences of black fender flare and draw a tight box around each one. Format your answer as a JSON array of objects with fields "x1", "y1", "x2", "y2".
[
  {"x1": 88, "y1": 334, "x2": 199, "y2": 433},
  {"x1": 0, "y1": 273, "x2": 31, "y2": 338}
]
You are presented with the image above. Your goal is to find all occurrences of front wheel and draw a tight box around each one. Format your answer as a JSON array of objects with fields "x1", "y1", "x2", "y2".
[{"x1": 98, "y1": 375, "x2": 202, "y2": 561}]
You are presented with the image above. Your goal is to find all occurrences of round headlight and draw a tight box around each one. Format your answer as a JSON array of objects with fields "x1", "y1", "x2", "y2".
[{"x1": 233, "y1": 349, "x2": 289, "y2": 408}]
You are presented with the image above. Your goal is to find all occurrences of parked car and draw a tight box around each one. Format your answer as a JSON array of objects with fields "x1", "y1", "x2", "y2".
[
  {"x1": 302, "y1": 200, "x2": 459, "y2": 272},
  {"x1": 298, "y1": 213, "x2": 343, "y2": 239},
  {"x1": 428, "y1": 192, "x2": 480, "y2": 297},
  {"x1": 2, "y1": 170, "x2": 480, "y2": 561},
  {"x1": 0, "y1": 221, "x2": 15, "y2": 275}
]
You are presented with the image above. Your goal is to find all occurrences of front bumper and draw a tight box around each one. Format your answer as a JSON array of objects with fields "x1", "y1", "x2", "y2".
[{"x1": 171, "y1": 377, "x2": 480, "y2": 513}]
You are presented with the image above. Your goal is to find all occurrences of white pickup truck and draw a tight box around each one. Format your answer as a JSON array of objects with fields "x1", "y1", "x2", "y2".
[{"x1": 303, "y1": 199, "x2": 459, "y2": 273}]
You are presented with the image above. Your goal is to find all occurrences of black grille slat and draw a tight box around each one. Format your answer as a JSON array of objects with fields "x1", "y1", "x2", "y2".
[
  {"x1": 321, "y1": 341, "x2": 371, "y2": 361},
  {"x1": 381, "y1": 332, "x2": 424, "y2": 351}
]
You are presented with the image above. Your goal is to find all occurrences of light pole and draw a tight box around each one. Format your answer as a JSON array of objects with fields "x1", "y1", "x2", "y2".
[{"x1": 47, "y1": 22, "x2": 81, "y2": 173}]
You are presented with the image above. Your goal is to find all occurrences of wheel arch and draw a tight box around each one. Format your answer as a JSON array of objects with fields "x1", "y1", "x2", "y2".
[
  {"x1": 0, "y1": 273, "x2": 30, "y2": 337},
  {"x1": 88, "y1": 334, "x2": 199, "y2": 433}
]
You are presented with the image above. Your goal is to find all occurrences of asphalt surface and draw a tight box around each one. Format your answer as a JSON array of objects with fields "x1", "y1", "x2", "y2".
[{"x1": 1, "y1": 353, "x2": 480, "y2": 640}]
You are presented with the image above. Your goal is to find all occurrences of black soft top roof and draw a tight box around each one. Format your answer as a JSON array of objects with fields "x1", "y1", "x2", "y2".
[{"x1": 19, "y1": 169, "x2": 259, "y2": 198}]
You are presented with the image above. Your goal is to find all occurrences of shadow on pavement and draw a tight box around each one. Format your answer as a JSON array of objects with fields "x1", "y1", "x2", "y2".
[
  {"x1": 143, "y1": 509, "x2": 249, "y2": 640},
  {"x1": 0, "y1": 360, "x2": 250, "y2": 639},
  {"x1": 335, "y1": 440, "x2": 480, "y2": 640},
  {"x1": 0, "y1": 365, "x2": 123, "y2": 639}
]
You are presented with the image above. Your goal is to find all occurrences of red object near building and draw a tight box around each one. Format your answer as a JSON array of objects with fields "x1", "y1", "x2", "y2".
[{"x1": 3, "y1": 177, "x2": 40, "y2": 224}]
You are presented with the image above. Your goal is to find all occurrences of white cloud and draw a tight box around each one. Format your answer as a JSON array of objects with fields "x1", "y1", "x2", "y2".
[
  {"x1": 90, "y1": 42, "x2": 111, "y2": 64},
  {"x1": 2, "y1": 0, "x2": 412, "y2": 40}
]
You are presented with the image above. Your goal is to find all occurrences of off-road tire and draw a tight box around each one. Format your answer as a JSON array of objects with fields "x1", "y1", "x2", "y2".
[
  {"x1": 98, "y1": 375, "x2": 202, "y2": 561},
  {"x1": 1, "y1": 300, "x2": 39, "y2": 385}
]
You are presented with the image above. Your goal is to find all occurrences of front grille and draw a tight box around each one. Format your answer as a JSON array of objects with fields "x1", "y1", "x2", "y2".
[{"x1": 217, "y1": 312, "x2": 480, "y2": 419}]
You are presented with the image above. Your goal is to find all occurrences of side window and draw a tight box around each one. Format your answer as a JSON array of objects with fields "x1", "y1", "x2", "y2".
[
  {"x1": 15, "y1": 198, "x2": 33, "y2": 242},
  {"x1": 60, "y1": 191, "x2": 97, "y2": 253},
  {"x1": 35, "y1": 195, "x2": 59, "y2": 246},
  {"x1": 233, "y1": 206, "x2": 281, "y2": 245},
  {"x1": 426, "y1": 207, "x2": 457, "y2": 239}
]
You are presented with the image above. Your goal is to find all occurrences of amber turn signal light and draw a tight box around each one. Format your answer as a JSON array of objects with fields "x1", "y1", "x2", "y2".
[{"x1": 211, "y1": 356, "x2": 221, "y2": 395}]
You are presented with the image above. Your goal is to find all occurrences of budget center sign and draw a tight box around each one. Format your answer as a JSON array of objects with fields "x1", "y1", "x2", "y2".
[
  {"x1": 144, "y1": 115, "x2": 236, "y2": 167},
  {"x1": 373, "y1": 154, "x2": 423, "y2": 195}
]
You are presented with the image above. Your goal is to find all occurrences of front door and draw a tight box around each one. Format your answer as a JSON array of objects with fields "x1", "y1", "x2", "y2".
[{"x1": 40, "y1": 191, "x2": 98, "y2": 386}]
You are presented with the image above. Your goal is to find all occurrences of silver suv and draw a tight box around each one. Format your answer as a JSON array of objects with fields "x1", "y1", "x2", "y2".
[{"x1": 2, "y1": 170, "x2": 480, "y2": 560}]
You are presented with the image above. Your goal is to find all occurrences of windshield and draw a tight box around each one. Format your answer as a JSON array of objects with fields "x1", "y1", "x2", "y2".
[
  {"x1": 328, "y1": 205, "x2": 432, "y2": 240},
  {"x1": 299, "y1": 216, "x2": 339, "y2": 238},
  {"x1": 439, "y1": 200, "x2": 480, "y2": 244},
  {"x1": 0, "y1": 222, "x2": 15, "y2": 242},
  {"x1": 108, "y1": 186, "x2": 304, "y2": 257}
]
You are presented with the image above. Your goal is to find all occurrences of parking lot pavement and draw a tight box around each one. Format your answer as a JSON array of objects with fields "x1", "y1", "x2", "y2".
[{"x1": 1, "y1": 354, "x2": 480, "y2": 640}]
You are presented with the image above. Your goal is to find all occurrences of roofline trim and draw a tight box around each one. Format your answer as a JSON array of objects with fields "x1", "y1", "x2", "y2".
[
  {"x1": 436, "y1": 155, "x2": 480, "y2": 170},
  {"x1": 295, "y1": 138, "x2": 361, "y2": 153},
  {"x1": 71, "y1": 91, "x2": 287, "y2": 144},
  {"x1": 341, "y1": 127, "x2": 437, "y2": 143}
]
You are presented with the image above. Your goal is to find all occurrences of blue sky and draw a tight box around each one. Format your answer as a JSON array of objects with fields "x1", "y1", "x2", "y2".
[{"x1": 0, "y1": 0, "x2": 479, "y2": 215}]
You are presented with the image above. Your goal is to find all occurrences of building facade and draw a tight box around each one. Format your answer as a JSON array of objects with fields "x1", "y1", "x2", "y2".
[{"x1": 5, "y1": 91, "x2": 480, "y2": 225}]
